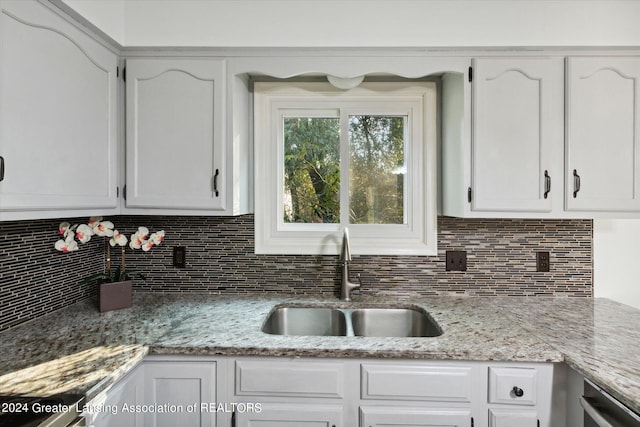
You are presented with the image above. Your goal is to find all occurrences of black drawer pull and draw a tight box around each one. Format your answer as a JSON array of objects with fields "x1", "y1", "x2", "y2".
[{"x1": 512, "y1": 386, "x2": 524, "y2": 397}]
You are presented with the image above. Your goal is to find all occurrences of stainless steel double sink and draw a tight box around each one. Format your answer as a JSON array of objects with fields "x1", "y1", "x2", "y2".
[{"x1": 262, "y1": 306, "x2": 442, "y2": 337}]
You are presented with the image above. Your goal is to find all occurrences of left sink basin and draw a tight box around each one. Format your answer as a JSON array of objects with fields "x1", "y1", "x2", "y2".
[{"x1": 262, "y1": 307, "x2": 347, "y2": 336}]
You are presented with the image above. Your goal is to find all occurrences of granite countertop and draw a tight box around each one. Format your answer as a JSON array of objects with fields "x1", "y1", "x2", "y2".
[
  {"x1": 0, "y1": 294, "x2": 638, "y2": 415},
  {"x1": 494, "y1": 297, "x2": 640, "y2": 414}
]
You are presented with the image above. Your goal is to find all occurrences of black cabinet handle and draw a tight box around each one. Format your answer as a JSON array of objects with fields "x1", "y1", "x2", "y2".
[
  {"x1": 573, "y1": 169, "x2": 581, "y2": 198},
  {"x1": 544, "y1": 170, "x2": 551, "y2": 199},
  {"x1": 0, "y1": 156, "x2": 4, "y2": 182},
  {"x1": 213, "y1": 169, "x2": 219, "y2": 197},
  {"x1": 512, "y1": 386, "x2": 524, "y2": 397}
]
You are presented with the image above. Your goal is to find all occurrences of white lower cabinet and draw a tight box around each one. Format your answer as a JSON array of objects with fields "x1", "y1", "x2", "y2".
[
  {"x1": 235, "y1": 403, "x2": 342, "y2": 427},
  {"x1": 234, "y1": 359, "x2": 344, "y2": 399},
  {"x1": 228, "y1": 358, "x2": 557, "y2": 427},
  {"x1": 360, "y1": 363, "x2": 475, "y2": 402},
  {"x1": 87, "y1": 366, "x2": 144, "y2": 427},
  {"x1": 488, "y1": 367, "x2": 537, "y2": 406},
  {"x1": 360, "y1": 406, "x2": 472, "y2": 427},
  {"x1": 87, "y1": 357, "x2": 218, "y2": 427},
  {"x1": 232, "y1": 359, "x2": 346, "y2": 427},
  {"x1": 144, "y1": 359, "x2": 217, "y2": 427},
  {"x1": 486, "y1": 365, "x2": 550, "y2": 427},
  {"x1": 87, "y1": 357, "x2": 560, "y2": 427}
]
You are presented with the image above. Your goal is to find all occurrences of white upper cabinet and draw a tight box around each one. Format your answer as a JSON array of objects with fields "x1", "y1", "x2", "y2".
[
  {"x1": 125, "y1": 58, "x2": 228, "y2": 212},
  {"x1": 471, "y1": 58, "x2": 563, "y2": 213},
  {"x1": 0, "y1": 0, "x2": 118, "y2": 220},
  {"x1": 444, "y1": 55, "x2": 640, "y2": 218},
  {"x1": 566, "y1": 56, "x2": 640, "y2": 212},
  {"x1": 2, "y1": 0, "x2": 639, "y2": 222}
]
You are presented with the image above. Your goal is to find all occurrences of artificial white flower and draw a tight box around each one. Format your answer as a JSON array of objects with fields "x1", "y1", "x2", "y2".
[
  {"x1": 87, "y1": 216, "x2": 103, "y2": 228},
  {"x1": 54, "y1": 217, "x2": 166, "y2": 285},
  {"x1": 58, "y1": 222, "x2": 70, "y2": 235},
  {"x1": 93, "y1": 221, "x2": 115, "y2": 237},
  {"x1": 58, "y1": 222, "x2": 76, "y2": 238},
  {"x1": 54, "y1": 234, "x2": 78, "y2": 252},
  {"x1": 149, "y1": 230, "x2": 165, "y2": 245},
  {"x1": 129, "y1": 232, "x2": 145, "y2": 250},
  {"x1": 109, "y1": 230, "x2": 128, "y2": 247},
  {"x1": 75, "y1": 224, "x2": 94, "y2": 243},
  {"x1": 136, "y1": 226, "x2": 149, "y2": 238}
]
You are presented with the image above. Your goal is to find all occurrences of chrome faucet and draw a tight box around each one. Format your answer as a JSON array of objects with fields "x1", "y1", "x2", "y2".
[{"x1": 340, "y1": 228, "x2": 360, "y2": 301}]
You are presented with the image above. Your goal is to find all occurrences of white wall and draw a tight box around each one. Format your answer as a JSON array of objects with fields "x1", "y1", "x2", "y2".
[
  {"x1": 63, "y1": 0, "x2": 640, "y2": 48},
  {"x1": 61, "y1": 0, "x2": 640, "y2": 308},
  {"x1": 61, "y1": 0, "x2": 125, "y2": 45},
  {"x1": 594, "y1": 220, "x2": 640, "y2": 309}
]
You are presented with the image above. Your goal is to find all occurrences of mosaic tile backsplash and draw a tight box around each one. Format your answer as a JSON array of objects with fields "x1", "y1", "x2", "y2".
[
  {"x1": 0, "y1": 215, "x2": 592, "y2": 332},
  {"x1": 0, "y1": 218, "x2": 104, "y2": 331}
]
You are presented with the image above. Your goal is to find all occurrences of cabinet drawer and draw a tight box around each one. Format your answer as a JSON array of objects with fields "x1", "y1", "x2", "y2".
[
  {"x1": 361, "y1": 406, "x2": 472, "y2": 427},
  {"x1": 489, "y1": 408, "x2": 538, "y2": 427},
  {"x1": 236, "y1": 403, "x2": 343, "y2": 426},
  {"x1": 235, "y1": 360, "x2": 344, "y2": 398},
  {"x1": 488, "y1": 367, "x2": 537, "y2": 405},
  {"x1": 361, "y1": 364, "x2": 473, "y2": 402}
]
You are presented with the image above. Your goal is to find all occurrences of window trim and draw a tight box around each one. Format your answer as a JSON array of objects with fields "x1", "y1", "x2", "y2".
[{"x1": 254, "y1": 81, "x2": 437, "y2": 255}]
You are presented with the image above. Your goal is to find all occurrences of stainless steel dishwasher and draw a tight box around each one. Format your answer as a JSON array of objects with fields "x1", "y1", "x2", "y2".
[{"x1": 581, "y1": 379, "x2": 640, "y2": 427}]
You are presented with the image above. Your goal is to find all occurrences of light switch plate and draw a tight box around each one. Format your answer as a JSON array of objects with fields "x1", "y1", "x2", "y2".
[{"x1": 446, "y1": 250, "x2": 467, "y2": 271}]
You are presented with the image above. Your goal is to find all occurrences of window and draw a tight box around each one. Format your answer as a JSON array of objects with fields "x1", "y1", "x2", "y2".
[{"x1": 254, "y1": 81, "x2": 437, "y2": 255}]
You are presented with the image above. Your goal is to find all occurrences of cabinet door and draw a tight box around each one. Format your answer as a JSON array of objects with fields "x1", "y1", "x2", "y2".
[
  {"x1": 360, "y1": 406, "x2": 471, "y2": 427},
  {"x1": 91, "y1": 367, "x2": 144, "y2": 427},
  {"x1": 0, "y1": 0, "x2": 118, "y2": 214},
  {"x1": 144, "y1": 361, "x2": 216, "y2": 427},
  {"x1": 235, "y1": 403, "x2": 342, "y2": 427},
  {"x1": 471, "y1": 58, "x2": 563, "y2": 212},
  {"x1": 125, "y1": 58, "x2": 226, "y2": 211},
  {"x1": 566, "y1": 56, "x2": 640, "y2": 212}
]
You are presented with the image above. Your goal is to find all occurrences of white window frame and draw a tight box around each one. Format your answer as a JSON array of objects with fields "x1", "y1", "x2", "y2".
[{"x1": 254, "y1": 81, "x2": 437, "y2": 255}]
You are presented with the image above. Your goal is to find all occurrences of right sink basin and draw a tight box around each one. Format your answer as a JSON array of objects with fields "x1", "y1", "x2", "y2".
[{"x1": 351, "y1": 308, "x2": 442, "y2": 337}]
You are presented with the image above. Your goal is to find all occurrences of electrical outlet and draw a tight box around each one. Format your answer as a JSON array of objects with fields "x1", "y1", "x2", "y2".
[
  {"x1": 536, "y1": 251, "x2": 550, "y2": 272},
  {"x1": 446, "y1": 250, "x2": 467, "y2": 271},
  {"x1": 173, "y1": 246, "x2": 186, "y2": 268}
]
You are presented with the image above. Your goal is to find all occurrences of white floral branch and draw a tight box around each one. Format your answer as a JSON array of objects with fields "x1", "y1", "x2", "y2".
[{"x1": 54, "y1": 216, "x2": 165, "y2": 283}]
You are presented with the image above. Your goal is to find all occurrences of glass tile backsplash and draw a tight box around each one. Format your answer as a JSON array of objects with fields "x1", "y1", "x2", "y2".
[{"x1": 0, "y1": 215, "x2": 592, "y2": 332}]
